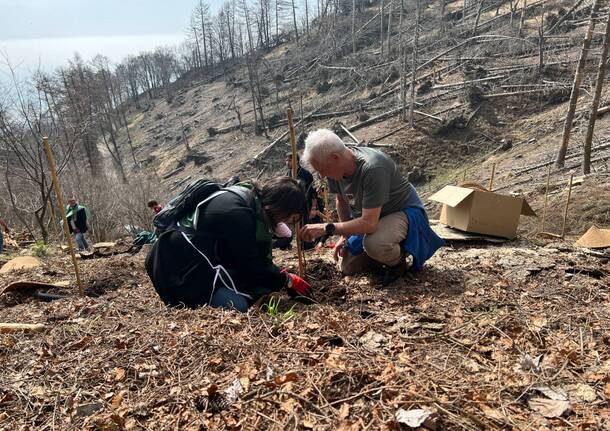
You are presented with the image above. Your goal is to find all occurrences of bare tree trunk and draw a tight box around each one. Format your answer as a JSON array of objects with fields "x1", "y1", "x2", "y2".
[
  {"x1": 509, "y1": 0, "x2": 517, "y2": 28},
  {"x1": 583, "y1": 11, "x2": 610, "y2": 174},
  {"x1": 472, "y1": 0, "x2": 485, "y2": 35},
  {"x1": 401, "y1": 46, "x2": 408, "y2": 121},
  {"x1": 380, "y1": 0, "x2": 385, "y2": 56},
  {"x1": 121, "y1": 109, "x2": 138, "y2": 166},
  {"x1": 538, "y1": 7, "x2": 545, "y2": 72},
  {"x1": 291, "y1": 0, "x2": 299, "y2": 43},
  {"x1": 178, "y1": 116, "x2": 191, "y2": 152},
  {"x1": 305, "y1": 0, "x2": 310, "y2": 36},
  {"x1": 556, "y1": 0, "x2": 601, "y2": 167},
  {"x1": 440, "y1": 0, "x2": 446, "y2": 34},
  {"x1": 518, "y1": 0, "x2": 527, "y2": 37},
  {"x1": 352, "y1": 0, "x2": 357, "y2": 54},
  {"x1": 275, "y1": 0, "x2": 279, "y2": 42},
  {"x1": 409, "y1": 0, "x2": 420, "y2": 128},
  {"x1": 200, "y1": 0, "x2": 209, "y2": 67},
  {"x1": 387, "y1": 0, "x2": 393, "y2": 57},
  {"x1": 398, "y1": 0, "x2": 404, "y2": 45}
]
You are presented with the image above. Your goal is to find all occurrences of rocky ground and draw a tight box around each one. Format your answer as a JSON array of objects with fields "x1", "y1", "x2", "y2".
[{"x1": 0, "y1": 237, "x2": 608, "y2": 430}]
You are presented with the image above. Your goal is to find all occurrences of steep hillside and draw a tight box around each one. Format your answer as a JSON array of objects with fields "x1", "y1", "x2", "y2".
[{"x1": 118, "y1": 0, "x2": 609, "y2": 238}]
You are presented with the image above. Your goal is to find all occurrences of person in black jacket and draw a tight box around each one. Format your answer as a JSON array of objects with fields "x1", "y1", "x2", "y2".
[
  {"x1": 145, "y1": 177, "x2": 312, "y2": 312},
  {"x1": 66, "y1": 198, "x2": 90, "y2": 251}
]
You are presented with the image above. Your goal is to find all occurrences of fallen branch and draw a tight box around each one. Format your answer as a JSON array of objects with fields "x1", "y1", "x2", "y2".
[
  {"x1": 547, "y1": 0, "x2": 587, "y2": 34},
  {"x1": 0, "y1": 323, "x2": 47, "y2": 333},
  {"x1": 483, "y1": 88, "x2": 555, "y2": 98},
  {"x1": 369, "y1": 123, "x2": 411, "y2": 143},
  {"x1": 338, "y1": 123, "x2": 360, "y2": 144},
  {"x1": 347, "y1": 107, "x2": 441, "y2": 132},
  {"x1": 431, "y1": 74, "x2": 506, "y2": 90},
  {"x1": 513, "y1": 140, "x2": 610, "y2": 175}
]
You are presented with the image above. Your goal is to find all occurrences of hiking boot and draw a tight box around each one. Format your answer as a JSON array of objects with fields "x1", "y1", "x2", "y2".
[{"x1": 381, "y1": 258, "x2": 408, "y2": 286}]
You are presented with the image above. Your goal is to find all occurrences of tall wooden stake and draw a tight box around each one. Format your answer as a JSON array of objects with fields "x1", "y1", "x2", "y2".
[
  {"x1": 540, "y1": 164, "x2": 551, "y2": 233},
  {"x1": 488, "y1": 163, "x2": 496, "y2": 191},
  {"x1": 287, "y1": 109, "x2": 305, "y2": 278},
  {"x1": 560, "y1": 173, "x2": 574, "y2": 239},
  {"x1": 42, "y1": 136, "x2": 84, "y2": 296}
]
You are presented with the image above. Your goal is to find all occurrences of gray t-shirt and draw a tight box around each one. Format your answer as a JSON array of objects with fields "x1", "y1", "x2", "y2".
[{"x1": 328, "y1": 146, "x2": 423, "y2": 218}]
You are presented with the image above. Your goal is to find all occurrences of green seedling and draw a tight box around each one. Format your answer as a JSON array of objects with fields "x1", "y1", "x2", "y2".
[
  {"x1": 32, "y1": 240, "x2": 49, "y2": 257},
  {"x1": 263, "y1": 296, "x2": 297, "y2": 321}
]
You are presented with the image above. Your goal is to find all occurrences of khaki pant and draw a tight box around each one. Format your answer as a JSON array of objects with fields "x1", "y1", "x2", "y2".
[{"x1": 341, "y1": 211, "x2": 408, "y2": 275}]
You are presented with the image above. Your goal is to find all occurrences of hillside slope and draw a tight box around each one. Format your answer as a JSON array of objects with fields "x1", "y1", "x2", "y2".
[{"x1": 118, "y1": 0, "x2": 608, "y2": 238}]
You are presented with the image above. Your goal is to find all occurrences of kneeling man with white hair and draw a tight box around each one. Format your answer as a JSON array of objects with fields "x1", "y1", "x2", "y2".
[{"x1": 300, "y1": 129, "x2": 444, "y2": 285}]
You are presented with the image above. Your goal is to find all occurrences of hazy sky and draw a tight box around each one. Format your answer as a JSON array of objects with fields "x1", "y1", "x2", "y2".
[{"x1": 0, "y1": 0, "x2": 222, "y2": 82}]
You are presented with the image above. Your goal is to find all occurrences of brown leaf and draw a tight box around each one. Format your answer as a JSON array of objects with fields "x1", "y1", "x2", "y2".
[
  {"x1": 114, "y1": 367, "x2": 126, "y2": 382},
  {"x1": 273, "y1": 372, "x2": 299, "y2": 386},
  {"x1": 111, "y1": 393, "x2": 123, "y2": 409},
  {"x1": 302, "y1": 418, "x2": 315, "y2": 429},
  {"x1": 280, "y1": 397, "x2": 298, "y2": 413},
  {"x1": 338, "y1": 403, "x2": 350, "y2": 420},
  {"x1": 528, "y1": 397, "x2": 571, "y2": 418},
  {"x1": 68, "y1": 335, "x2": 92, "y2": 350},
  {"x1": 208, "y1": 357, "x2": 222, "y2": 366}
]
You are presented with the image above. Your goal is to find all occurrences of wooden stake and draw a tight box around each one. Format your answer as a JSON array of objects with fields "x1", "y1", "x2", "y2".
[
  {"x1": 540, "y1": 164, "x2": 552, "y2": 233},
  {"x1": 287, "y1": 109, "x2": 305, "y2": 278},
  {"x1": 488, "y1": 163, "x2": 496, "y2": 191},
  {"x1": 560, "y1": 173, "x2": 574, "y2": 239},
  {"x1": 42, "y1": 137, "x2": 84, "y2": 296}
]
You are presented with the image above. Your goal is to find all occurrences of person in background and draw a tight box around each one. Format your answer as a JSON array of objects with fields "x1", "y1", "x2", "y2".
[
  {"x1": 300, "y1": 129, "x2": 444, "y2": 286},
  {"x1": 66, "y1": 198, "x2": 91, "y2": 251},
  {"x1": 0, "y1": 218, "x2": 10, "y2": 255},
  {"x1": 148, "y1": 200, "x2": 163, "y2": 215}
]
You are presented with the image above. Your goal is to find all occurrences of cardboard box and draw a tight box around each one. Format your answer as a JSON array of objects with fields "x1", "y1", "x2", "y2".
[{"x1": 429, "y1": 185, "x2": 537, "y2": 239}]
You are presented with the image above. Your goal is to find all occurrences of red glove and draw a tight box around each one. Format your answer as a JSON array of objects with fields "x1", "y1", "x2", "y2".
[
  {"x1": 74, "y1": 227, "x2": 80, "y2": 233},
  {"x1": 281, "y1": 270, "x2": 312, "y2": 298}
]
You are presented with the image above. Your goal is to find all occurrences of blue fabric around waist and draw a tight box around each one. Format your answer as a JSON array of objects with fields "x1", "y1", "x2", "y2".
[{"x1": 345, "y1": 207, "x2": 445, "y2": 271}]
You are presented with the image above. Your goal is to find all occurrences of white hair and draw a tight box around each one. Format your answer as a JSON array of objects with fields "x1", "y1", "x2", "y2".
[{"x1": 303, "y1": 129, "x2": 347, "y2": 165}]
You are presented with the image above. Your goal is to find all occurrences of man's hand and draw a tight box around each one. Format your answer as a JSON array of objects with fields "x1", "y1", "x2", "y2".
[
  {"x1": 333, "y1": 236, "x2": 347, "y2": 261},
  {"x1": 300, "y1": 223, "x2": 325, "y2": 242},
  {"x1": 74, "y1": 227, "x2": 80, "y2": 234}
]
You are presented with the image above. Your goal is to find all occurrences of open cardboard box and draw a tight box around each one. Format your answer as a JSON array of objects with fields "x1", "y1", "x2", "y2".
[{"x1": 429, "y1": 185, "x2": 537, "y2": 239}]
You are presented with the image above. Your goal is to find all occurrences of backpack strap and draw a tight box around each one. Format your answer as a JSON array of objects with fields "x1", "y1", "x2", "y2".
[
  {"x1": 192, "y1": 185, "x2": 254, "y2": 230},
  {"x1": 192, "y1": 190, "x2": 228, "y2": 230}
]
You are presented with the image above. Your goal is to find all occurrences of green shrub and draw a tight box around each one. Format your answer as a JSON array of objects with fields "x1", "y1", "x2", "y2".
[{"x1": 32, "y1": 240, "x2": 49, "y2": 257}]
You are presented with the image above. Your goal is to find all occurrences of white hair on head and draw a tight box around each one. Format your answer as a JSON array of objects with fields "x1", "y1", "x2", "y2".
[{"x1": 303, "y1": 129, "x2": 347, "y2": 165}]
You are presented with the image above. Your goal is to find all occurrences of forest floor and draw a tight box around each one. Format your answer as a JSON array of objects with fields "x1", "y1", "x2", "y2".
[{"x1": 0, "y1": 237, "x2": 608, "y2": 430}]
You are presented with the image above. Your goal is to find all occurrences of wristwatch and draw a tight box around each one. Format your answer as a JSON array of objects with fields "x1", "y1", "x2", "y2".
[{"x1": 324, "y1": 223, "x2": 336, "y2": 236}]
